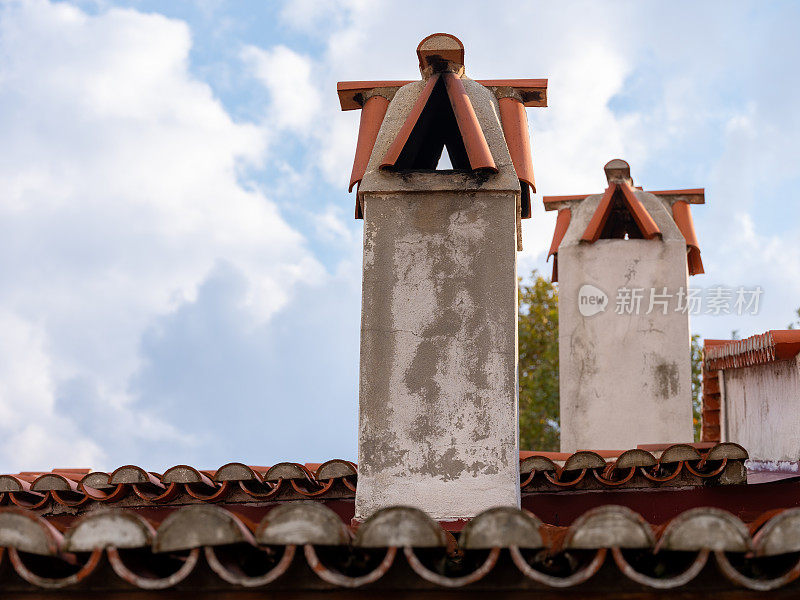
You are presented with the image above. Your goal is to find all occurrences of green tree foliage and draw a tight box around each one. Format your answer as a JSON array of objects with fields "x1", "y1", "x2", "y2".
[
  {"x1": 788, "y1": 307, "x2": 800, "y2": 329},
  {"x1": 518, "y1": 270, "x2": 560, "y2": 451},
  {"x1": 517, "y1": 270, "x2": 705, "y2": 449}
]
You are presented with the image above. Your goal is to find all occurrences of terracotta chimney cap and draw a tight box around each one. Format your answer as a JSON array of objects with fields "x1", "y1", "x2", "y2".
[
  {"x1": 417, "y1": 33, "x2": 465, "y2": 77},
  {"x1": 604, "y1": 158, "x2": 633, "y2": 186}
]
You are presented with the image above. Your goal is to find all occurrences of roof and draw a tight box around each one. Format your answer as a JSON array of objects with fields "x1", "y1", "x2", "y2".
[
  {"x1": 705, "y1": 330, "x2": 800, "y2": 371},
  {"x1": 0, "y1": 444, "x2": 748, "y2": 514},
  {"x1": 5, "y1": 443, "x2": 800, "y2": 594},
  {"x1": 3, "y1": 498, "x2": 800, "y2": 593}
]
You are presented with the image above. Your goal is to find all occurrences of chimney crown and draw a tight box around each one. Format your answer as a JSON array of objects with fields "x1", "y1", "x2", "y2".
[
  {"x1": 416, "y1": 33, "x2": 465, "y2": 77},
  {"x1": 604, "y1": 158, "x2": 633, "y2": 186}
]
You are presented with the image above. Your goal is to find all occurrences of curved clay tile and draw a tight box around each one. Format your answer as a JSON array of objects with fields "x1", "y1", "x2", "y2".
[
  {"x1": 349, "y1": 94, "x2": 389, "y2": 199},
  {"x1": 381, "y1": 74, "x2": 440, "y2": 170},
  {"x1": 110, "y1": 465, "x2": 161, "y2": 486},
  {"x1": 459, "y1": 507, "x2": 543, "y2": 549},
  {"x1": 442, "y1": 73, "x2": 496, "y2": 172},
  {"x1": 31, "y1": 473, "x2": 76, "y2": 493},
  {"x1": 64, "y1": 510, "x2": 154, "y2": 552},
  {"x1": 754, "y1": 508, "x2": 800, "y2": 556},
  {"x1": 214, "y1": 462, "x2": 259, "y2": 482},
  {"x1": 0, "y1": 509, "x2": 62, "y2": 555},
  {"x1": 256, "y1": 501, "x2": 350, "y2": 546},
  {"x1": 316, "y1": 459, "x2": 357, "y2": 480},
  {"x1": 547, "y1": 208, "x2": 571, "y2": 282},
  {"x1": 162, "y1": 465, "x2": 214, "y2": 486},
  {"x1": 416, "y1": 33, "x2": 465, "y2": 73},
  {"x1": 381, "y1": 73, "x2": 496, "y2": 174},
  {"x1": 153, "y1": 505, "x2": 255, "y2": 553},
  {"x1": 657, "y1": 507, "x2": 751, "y2": 552},
  {"x1": 581, "y1": 184, "x2": 660, "y2": 243},
  {"x1": 354, "y1": 506, "x2": 447, "y2": 548},
  {"x1": 498, "y1": 96, "x2": 536, "y2": 204},
  {"x1": 564, "y1": 505, "x2": 655, "y2": 550},
  {"x1": 671, "y1": 200, "x2": 705, "y2": 275},
  {"x1": 620, "y1": 184, "x2": 660, "y2": 239},
  {"x1": 562, "y1": 451, "x2": 607, "y2": 472},
  {"x1": 264, "y1": 462, "x2": 312, "y2": 482}
]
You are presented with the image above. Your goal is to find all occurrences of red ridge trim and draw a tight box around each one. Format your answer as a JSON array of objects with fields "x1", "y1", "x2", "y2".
[
  {"x1": 580, "y1": 184, "x2": 617, "y2": 243},
  {"x1": 442, "y1": 72, "x2": 497, "y2": 172},
  {"x1": 380, "y1": 74, "x2": 440, "y2": 169},
  {"x1": 619, "y1": 183, "x2": 660, "y2": 239},
  {"x1": 547, "y1": 208, "x2": 571, "y2": 282}
]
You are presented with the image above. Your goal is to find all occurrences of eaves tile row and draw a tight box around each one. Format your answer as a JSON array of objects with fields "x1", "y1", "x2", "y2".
[
  {"x1": 705, "y1": 330, "x2": 800, "y2": 371},
  {"x1": 0, "y1": 503, "x2": 799, "y2": 592},
  {"x1": 0, "y1": 444, "x2": 748, "y2": 513}
]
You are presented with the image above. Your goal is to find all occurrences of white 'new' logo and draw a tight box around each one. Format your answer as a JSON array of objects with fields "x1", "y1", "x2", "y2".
[{"x1": 578, "y1": 284, "x2": 608, "y2": 317}]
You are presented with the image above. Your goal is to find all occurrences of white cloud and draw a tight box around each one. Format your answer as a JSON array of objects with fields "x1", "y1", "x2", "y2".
[
  {"x1": 0, "y1": 0, "x2": 321, "y2": 470},
  {"x1": 241, "y1": 44, "x2": 322, "y2": 133},
  {"x1": 0, "y1": 310, "x2": 103, "y2": 471}
]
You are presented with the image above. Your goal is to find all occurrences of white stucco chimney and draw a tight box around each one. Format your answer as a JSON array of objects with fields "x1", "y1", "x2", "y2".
[
  {"x1": 338, "y1": 34, "x2": 547, "y2": 520},
  {"x1": 544, "y1": 160, "x2": 705, "y2": 452}
]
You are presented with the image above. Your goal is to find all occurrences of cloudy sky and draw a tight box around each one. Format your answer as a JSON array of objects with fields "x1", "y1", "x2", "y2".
[{"x1": 0, "y1": 0, "x2": 798, "y2": 472}]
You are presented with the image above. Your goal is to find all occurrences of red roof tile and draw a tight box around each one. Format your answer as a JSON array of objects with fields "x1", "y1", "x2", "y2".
[
  {"x1": 1, "y1": 500, "x2": 800, "y2": 592},
  {"x1": 0, "y1": 444, "x2": 749, "y2": 517},
  {"x1": 547, "y1": 208, "x2": 571, "y2": 282},
  {"x1": 380, "y1": 72, "x2": 497, "y2": 174},
  {"x1": 705, "y1": 330, "x2": 800, "y2": 370},
  {"x1": 672, "y1": 198, "x2": 705, "y2": 275},
  {"x1": 580, "y1": 182, "x2": 661, "y2": 243},
  {"x1": 498, "y1": 95, "x2": 535, "y2": 216},
  {"x1": 348, "y1": 94, "x2": 389, "y2": 199}
]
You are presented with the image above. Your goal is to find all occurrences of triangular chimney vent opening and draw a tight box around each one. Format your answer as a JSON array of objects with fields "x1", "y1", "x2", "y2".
[
  {"x1": 598, "y1": 186, "x2": 645, "y2": 240},
  {"x1": 391, "y1": 76, "x2": 470, "y2": 170},
  {"x1": 581, "y1": 182, "x2": 661, "y2": 243}
]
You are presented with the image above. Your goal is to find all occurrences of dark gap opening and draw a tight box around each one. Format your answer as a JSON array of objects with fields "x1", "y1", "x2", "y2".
[
  {"x1": 392, "y1": 77, "x2": 470, "y2": 171},
  {"x1": 598, "y1": 187, "x2": 645, "y2": 240}
]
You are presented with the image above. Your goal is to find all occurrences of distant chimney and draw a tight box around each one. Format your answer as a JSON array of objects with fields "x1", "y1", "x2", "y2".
[
  {"x1": 338, "y1": 34, "x2": 547, "y2": 520},
  {"x1": 544, "y1": 160, "x2": 705, "y2": 452}
]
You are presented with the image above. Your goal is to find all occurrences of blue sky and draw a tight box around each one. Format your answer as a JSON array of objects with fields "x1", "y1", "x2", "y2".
[{"x1": 0, "y1": 0, "x2": 798, "y2": 471}]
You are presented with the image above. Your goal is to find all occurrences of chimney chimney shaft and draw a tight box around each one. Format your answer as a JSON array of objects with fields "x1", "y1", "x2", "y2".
[
  {"x1": 550, "y1": 161, "x2": 696, "y2": 452},
  {"x1": 345, "y1": 35, "x2": 542, "y2": 521}
]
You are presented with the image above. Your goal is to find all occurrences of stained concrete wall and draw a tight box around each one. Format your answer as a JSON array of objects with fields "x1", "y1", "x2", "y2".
[
  {"x1": 722, "y1": 356, "x2": 800, "y2": 461},
  {"x1": 355, "y1": 77, "x2": 521, "y2": 521},
  {"x1": 356, "y1": 191, "x2": 520, "y2": 520},
  {"x1": 557, "y1": 191, "x2": 695, "y2": 452}
]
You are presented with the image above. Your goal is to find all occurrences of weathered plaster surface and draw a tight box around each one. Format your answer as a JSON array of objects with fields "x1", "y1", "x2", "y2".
[
  {"x1": 356, "y1": 192, "x2": 520, "y2": 520},
  {"x1": 723, "y1": 356, "x2": 800, "y2": 461},
  {"x1": 354, "y1": 75, "x2": 522, "y2": 521},
  {"x1": 558, "y1": 191, "x2": 694, "y2": 452}
]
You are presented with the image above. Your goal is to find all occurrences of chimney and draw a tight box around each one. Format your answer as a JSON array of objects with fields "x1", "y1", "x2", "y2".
[
  {"x1": 338, "y1": 34, "x2": 546, "y2": 521},
  {"x1": 544, "y1": 160, "x2": 705, "y2": 452}
]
